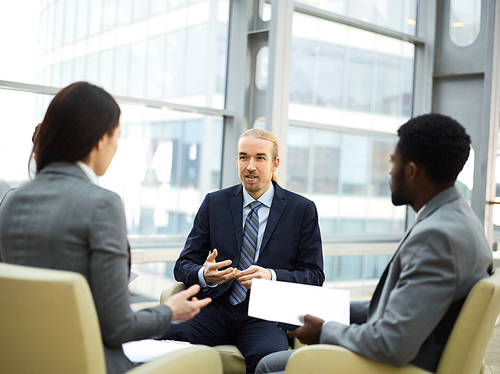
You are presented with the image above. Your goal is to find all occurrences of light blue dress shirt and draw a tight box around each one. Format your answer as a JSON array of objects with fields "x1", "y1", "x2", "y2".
[{"x1": 198, "y1": 183, "x2": 277, "y2": 287}]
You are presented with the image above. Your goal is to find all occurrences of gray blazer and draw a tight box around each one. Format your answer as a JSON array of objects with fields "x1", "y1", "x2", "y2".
[
  {"x1": 0, "y1": 162, "x2": 172, "y2": 374},
  {"x1": 321, "y1": 186, "x2": 493, "y2": 372}
]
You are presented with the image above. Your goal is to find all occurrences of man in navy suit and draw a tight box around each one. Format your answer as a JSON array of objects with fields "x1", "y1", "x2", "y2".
[{"x1": 164, "y1": 128, "x2": 325, "y2": 373}]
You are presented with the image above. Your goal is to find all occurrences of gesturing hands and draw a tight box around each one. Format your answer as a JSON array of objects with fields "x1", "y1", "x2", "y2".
[
  {"x1": 203, "y1": 249, "x2": 236, "y2": 285},
  {"x1": 234, "y1": 265, "x2": 272, "y2": 289},
  {"x1": 202, "y1": 248, "x2": 272, "y2": 289},
  {"x1": 287, "y1": 314, "x2": 324, "y2": 345},
  {"x1": 164, "y1": 284, "x2": 212, "y2": 323}
]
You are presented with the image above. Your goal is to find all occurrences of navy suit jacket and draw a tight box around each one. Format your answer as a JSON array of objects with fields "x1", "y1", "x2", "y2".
[{"x1": 174, "y1": 181, "x2": 325, "y2": 299}]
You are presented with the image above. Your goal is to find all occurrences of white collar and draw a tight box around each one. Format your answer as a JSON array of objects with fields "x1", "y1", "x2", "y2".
[
  {"x1": 242, "y1": 183, "x2": 274, "y2": 208},
  {"x1": 76, "y1": 161, "x2": 99, "y2": 185}
]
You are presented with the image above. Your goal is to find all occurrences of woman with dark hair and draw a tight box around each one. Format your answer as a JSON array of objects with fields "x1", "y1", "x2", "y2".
[{"x1": 0, "y1": 82, "x2": 211, "y2": 374}]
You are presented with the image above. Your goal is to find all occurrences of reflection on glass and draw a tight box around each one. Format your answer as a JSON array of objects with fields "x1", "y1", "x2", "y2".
[
  {"x1": 449, "y1": 0, "x2": 481, "y2": 47},
  {"x1": 99, "y1": 104, "x2": 223, "y2": 236},
  {"x1": 295, "y1": 0, "x2": 418, "y2": 35},
  {"x1": 129, "y1": 262, "x2": 175, "y2": 301},
  {"x1": 1, "y1": 0, "x2": 230, "y2": 110},
  {"x1": 0, "y1": 91, "x2": 224, "y2": 238},
  {"x1": 491, "y1": 128, "x2": 500, "y2": 236},
  {"x1": 340, "y1": 134, "x2": 369, "y2": 195},
  {"x1": 259, "y1": 0, "x2": 271, "y2": 22},
  {"x1": 0, "y1": 1, "x2": 40, "y2": 83},
  {"x1": 256, "y1": 46, "x2": 269, "y2": 90},
  {"x1": 254, "y1": 117, "x2": 266, "y2": 129},
  {"x1": 289, "y1": 12, "x2": 415, "y2": 134},
  {"x1": 493, "y1": 152, "x2": 500, "y2": 229},
  {"x1": 323, "y1": 253, "x2": 391, "y2": 287},
  {"x1": 0, "y1": 90, "x2": 51, "y2": 201},
  {"x1": 287, "y1": 126, "x2": 404, "y2": 235},
  {"x1": 456, "y1": 147, "x2": 474, "y2": 204},
  {"x1": 338, "y1": 255, "x2": 362, "y2": 280}
]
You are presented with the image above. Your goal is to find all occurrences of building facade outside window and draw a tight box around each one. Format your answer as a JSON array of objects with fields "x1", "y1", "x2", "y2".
[{"x1": 5, "y1": 0, "x2": 484, "y2": 299}]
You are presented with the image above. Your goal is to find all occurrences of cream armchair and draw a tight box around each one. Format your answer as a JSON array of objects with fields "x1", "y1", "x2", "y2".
[
  {"x1": 284, "y1": 268, "x2": 500, "y2": 374},
  {"x1": 160, "y1": 282, "x2": 246, "y2": 374},
  {"x1": 0, "y1": 262, "x2": 222, "y2": 374}
]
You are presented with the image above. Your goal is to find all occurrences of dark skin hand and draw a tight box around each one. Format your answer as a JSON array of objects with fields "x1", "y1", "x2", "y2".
[{"x1": 287, "y1": 314, "x2": 325, "y2": 345}]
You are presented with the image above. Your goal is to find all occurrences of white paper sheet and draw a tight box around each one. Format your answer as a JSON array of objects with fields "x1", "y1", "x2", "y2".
[
  {"x1": 122, "y1": 339, "x2": 192, "y2": 363},
  {"x1": 248, "y1": 279, "x2": 350, "y2": 326}
]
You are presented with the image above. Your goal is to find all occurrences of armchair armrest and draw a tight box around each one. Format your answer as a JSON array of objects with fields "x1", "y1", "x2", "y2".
[
  {"x1": 285, "y1": 345, "x2": 430, "y2": 374},
  {"x1": 160, "y1": 282, "x2": 187, "y2": 304},
  {"x1": 127, "y1": 345, "x2": 222, "y2": 374}
]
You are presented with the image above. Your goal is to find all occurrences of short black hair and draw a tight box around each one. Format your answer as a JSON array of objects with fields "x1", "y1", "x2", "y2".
[{"x1": 397, "y1": 113, "x2": 471, "y2": 184}]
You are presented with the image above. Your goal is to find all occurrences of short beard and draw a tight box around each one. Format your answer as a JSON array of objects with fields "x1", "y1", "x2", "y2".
[{"x1": 391, "y1": 192, "x2": 411, "y2": 206}]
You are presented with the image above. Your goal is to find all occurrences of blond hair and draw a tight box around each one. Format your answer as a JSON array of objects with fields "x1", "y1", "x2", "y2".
[{"x1": 238, "y1": 128, "x2": 280, "y2": 183}]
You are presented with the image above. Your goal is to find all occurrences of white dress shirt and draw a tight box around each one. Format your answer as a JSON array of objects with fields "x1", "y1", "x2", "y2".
[{"x1": 76, "y1": 161, "x2": 98, "y2": 185}]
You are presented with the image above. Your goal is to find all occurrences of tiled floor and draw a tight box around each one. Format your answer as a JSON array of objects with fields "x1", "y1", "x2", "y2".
[{"x1": 485, "y1": 323, "x2": 500, "y2": 374}]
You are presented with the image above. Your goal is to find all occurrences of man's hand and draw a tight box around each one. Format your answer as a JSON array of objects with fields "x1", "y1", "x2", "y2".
[
  {"x1": 287, "y1": 314, "x2": 324, "y2": 345},
  {"x1": 164, "y1": 284, "x2": 212, "y2": 323},
  {"x1": 203, "y1": 248, "x2": 236, "y2": 284},
  {"x1": 234, "y1": 265, "x2": 272, "y2": 289}
]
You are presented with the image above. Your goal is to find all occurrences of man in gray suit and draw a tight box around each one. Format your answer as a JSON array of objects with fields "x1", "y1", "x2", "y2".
[{"x1": 256, "y1": 113, "x2": 494, "y2": 374}]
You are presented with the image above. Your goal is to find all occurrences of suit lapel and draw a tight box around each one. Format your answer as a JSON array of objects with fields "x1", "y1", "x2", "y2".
[
  {"x1": 260, "y1": 183, "x2": 286, "y2": 254},
  {"x1": 230, "y1": 186, "x2": 244, "y2": 251},
  {"x1": 369, "y1": 217, "x2": 419, "y2": 314},
  {"x1": 369, "y1": 186, "x2": 462, "y2": 315}
]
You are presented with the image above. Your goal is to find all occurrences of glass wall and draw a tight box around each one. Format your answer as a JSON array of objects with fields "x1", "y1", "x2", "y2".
[
  {"x1": 0, "y1": 0, "x2": 230, "y2": 300},
  {"x1": 0, "y1": 0, "x2": 230, "y2": 210},
  {"x1": 287, "y1": 10, "x2": 411, "y2": 243},
  {"x1": 100, "y1": 105, "x2": 224, "y2": 236},
  {"x1": 287, "y1": 126, "x2": 404, "y2": 236},
  {"x1": 295, "y1": 0, "x2": 418, "y2": 35},
  {"x1": 289, "y1": 12, "x2": 415, "y2": 134},
  {"x1": 0, "y1": 90, "x2": 50, "y2": 195},
  {"x1": 36, "y1": 0, "x2": 230, "y2": 108},
  {"x1": 1, "y1": 0, "x2": 428, "y2": 299},
  {"x1": 285, "y1": 7, "x2": 414, "y2": 285}
]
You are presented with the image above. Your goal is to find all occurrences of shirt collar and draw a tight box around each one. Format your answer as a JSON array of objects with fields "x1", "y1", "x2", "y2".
[
  {"x1": 415, "y1": 204, "x2": 427, "y2": 221},
  {"x1": 242, "y1": 182, "x2": 274, "y2": 208},
  {"x1": 76, "y1": 161, "x2": 99, "y2": 185}
]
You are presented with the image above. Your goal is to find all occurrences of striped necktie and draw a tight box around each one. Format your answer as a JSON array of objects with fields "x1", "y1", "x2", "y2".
[{"x1": 229, "y1": 201, "x2": 263, "y2": 306}]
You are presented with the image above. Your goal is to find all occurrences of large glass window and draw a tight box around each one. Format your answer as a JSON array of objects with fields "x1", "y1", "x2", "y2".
[
  {"x1": 0, "y1": 91, "x2": 50, "y2": 198},
  {"x1": 295, "y1": 0, "x2": 418, "y2": 36},
  {"x1": 100, "y1": 105, "x2": 223, "y2": 236},
  {"x1": 1, "y1": 0, "x2": 438, "y2": 302},
  {"x1": 0, "y1": 0, "x2": 230, "y2": 228},
  {"x1": 287, "y1": 126, "x2": 405, "y2": 235},
  {"x1": 1, "y1": 0, "x2": 230, "y2": 109},
  {"x1": 289, "y1": 12, "x2": 415, "y2": 134}
]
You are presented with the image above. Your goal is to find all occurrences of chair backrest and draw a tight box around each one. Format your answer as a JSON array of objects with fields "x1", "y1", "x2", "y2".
[
  {"x1": 437, "y1": 268, "x2": 500, "y2": 374},
  {"x1": 0, "y1": 262, "x2": 106, "y2": 374}
]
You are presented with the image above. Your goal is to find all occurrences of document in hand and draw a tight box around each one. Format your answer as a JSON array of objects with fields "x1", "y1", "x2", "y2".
[{"x1": 248, "y1": 279, "x2": 350, "y2": 326}]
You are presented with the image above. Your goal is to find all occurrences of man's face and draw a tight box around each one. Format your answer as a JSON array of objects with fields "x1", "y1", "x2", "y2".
[
  {"x1": 237, "y1": 136, "x2": 279, "y2": 200},
  {"x1": 389, "y1": 144, "x2": 411, "y2": 206}
]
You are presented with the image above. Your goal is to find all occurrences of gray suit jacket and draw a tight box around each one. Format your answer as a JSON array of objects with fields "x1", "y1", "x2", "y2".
[
  {"x1": 0, "y1": 162, "x2": 172, "y2": 374},
  {"x1": 321, "y1": 186, "x2": 493, "y2": 372}
]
